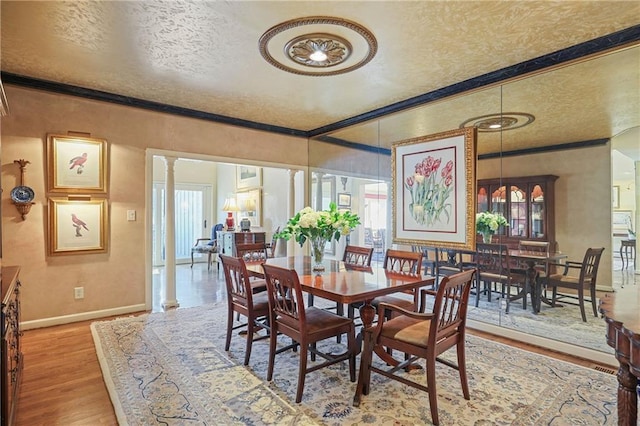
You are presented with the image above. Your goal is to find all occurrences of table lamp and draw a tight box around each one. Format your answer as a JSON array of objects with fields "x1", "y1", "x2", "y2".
[{"x1": 222, "y1": 198, "x2": 239, "y2": 230}]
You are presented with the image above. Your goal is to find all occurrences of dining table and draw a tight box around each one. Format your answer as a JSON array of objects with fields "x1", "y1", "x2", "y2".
[
  {"x1": 245, "y1": 255, "x2": 436, "y2": 355},
  {"x1": 507, "y1": 249, "x2": 567, "y2": 313}
]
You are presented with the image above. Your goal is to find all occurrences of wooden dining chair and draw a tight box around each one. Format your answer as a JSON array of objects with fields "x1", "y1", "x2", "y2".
[
  {"x1": 374, "y1": 249, "x2": 424, "y2": 311},
  {"x1": 475, "y1": 243, "x2": 527, "y2": 311},
  {"x1": 343, "y1": 245, "x2": 374, "y2": 266},
  {"x1": 347, "y1": 249, "x2": 423, "y2": 321},
  {"x1": 219, "y1": 254, "x2": 270, "y2": 366},
  {"x1": 310, "y1": 244, "x2": 374, "y2": 322},
  {"x1": 261, "y1": 263, "x2": 357, "y2": 403},
  {"x1": 517, "y1": 240, "x2": 551, "y2": 278},
  {"x1": 545, "y1": 247, "x2": 604, "y2": 322},
  {"x1": 234, "y1": 242, "x2": 268, "y2": 263},
  {"x1": 353, "y1": 269, "x2": 476, "y2": 426}
]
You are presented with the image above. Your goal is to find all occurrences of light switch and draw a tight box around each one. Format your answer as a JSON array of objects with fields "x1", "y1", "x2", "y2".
[{"x1": 127, "y1": 210, "x2": 136, "y2": 221}]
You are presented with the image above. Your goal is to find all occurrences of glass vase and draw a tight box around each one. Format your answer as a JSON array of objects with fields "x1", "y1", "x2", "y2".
[
  {"x1": 310, "y1": 236, "x2": 328, "y2": 271},
  {"x1": 482, "y1": 232, "x2": 493, "y2": 243}
]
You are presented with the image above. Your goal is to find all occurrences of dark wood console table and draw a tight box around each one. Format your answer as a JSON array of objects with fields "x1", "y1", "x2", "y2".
[
  {"x1": 600, "y1": 292, "x2": 640, "y2": 425},
  {"x1": 1, "y1": 266, "x2": 22, "y2": 426}
]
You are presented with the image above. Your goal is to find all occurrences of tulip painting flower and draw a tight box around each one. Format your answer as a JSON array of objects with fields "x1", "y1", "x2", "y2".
[{"x1": 404, "y1": 155, "x2": 454, "y2": 226}]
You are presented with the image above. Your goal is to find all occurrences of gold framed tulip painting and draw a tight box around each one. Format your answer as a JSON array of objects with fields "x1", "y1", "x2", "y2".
[
  {"x1": 47, "y1": 134, "x2": 109, "y2": 194},
  {"x1": 392, "y1": 127, "x2": 477, "y2": 251}
]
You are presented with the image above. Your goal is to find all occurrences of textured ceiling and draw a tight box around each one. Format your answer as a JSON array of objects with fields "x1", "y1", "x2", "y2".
[{"x1": 1, "y1": 1, "x2": 639, "y2": 155}]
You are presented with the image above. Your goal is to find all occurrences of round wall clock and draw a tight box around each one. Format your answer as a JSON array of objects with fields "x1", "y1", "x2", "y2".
[{"x1": 10, "y1": 185, "x2": 35, "y2": 203}]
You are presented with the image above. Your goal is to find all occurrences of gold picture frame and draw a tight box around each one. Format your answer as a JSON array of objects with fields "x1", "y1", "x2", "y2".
[
  {"x1": 236, "y1": 165, "x2": 262, "y2": 189},
  {"x1": 392, "y1": 127, "x2": 477, "y2": 251},
  {"x1": 236, "y1": 188, "x2": 262, "y2": 227},
  {"x1": 47, "y1": 134, "x2": 109, "y2": 194},
  {"x1": 48, "y1": 197, "x2": 109, "y2": 255}
]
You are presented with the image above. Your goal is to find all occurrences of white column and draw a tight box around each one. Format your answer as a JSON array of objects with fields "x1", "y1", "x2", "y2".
[
  {"x1": 634, "y1": 160, "x2": 640, "y2": 275},
  {"x1": 315, "y1": 172, "x2": 325, "y2": 211},
  {"x1": 162, "y1": 156, "x2": 179, "y2": 308},
  {"x1": 287, "y1": 169, "x2": 299, "y2": 256}
]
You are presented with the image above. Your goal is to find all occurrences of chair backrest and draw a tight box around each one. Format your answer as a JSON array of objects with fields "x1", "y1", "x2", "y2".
[
  {"x1": 475, "y1": 243, "x2": 512, "y2": 278},
  {"x1": 210, "y1": 223, "x2": 224, "y2": 245},
  {"x1": 219, "y1": 254, "x2": 254, "y2": 305},
  {"x1": 235, "y1": 242, "x2": 268, "y2": 263},
  {"x1": 518, "y1": 240, "x2": 549, "y2": 255},
  {"x1": 383, "y1": 249, "x2": 422, "y2": 274},
  {"x1": 269, "y1": 226, "x2": 280, "y2": 258},
  {"x1": 262, "y1": 264, "x2": 306, "y2": 331},
  {"x1": 578, "y1": 247, "x2": 605, "y2": 287},
  {"x1": 428, "y1": 269, "x2": 475, "y2": 348},
  {"x1": 343, "y1": 245, "x2": 374, "y2": 266}
]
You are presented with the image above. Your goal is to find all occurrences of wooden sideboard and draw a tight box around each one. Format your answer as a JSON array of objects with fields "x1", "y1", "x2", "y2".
[
  {"x1": 1, "y1": 267, "x2": 22, "y2": 426},
  {"x1": 599, "y1": 292, "x2": 640, "y2": 426},
  {"x1": 217, "y1": 231, "x2": 266, "y2": 257}
]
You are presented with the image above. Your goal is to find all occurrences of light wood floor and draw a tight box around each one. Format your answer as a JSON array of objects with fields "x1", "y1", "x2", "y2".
[{"x1": 16, "y1": 261, "x2": 632, "y2": 425}]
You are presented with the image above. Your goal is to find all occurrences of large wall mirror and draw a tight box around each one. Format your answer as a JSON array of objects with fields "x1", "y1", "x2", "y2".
[{"x1": 309, "y1": 44, "x2": 639, "y2": 361}]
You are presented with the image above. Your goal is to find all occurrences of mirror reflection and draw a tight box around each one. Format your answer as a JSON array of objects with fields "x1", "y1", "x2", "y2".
[{"x1": 309, "y1": 45, "x2": 639, "y2": 356}]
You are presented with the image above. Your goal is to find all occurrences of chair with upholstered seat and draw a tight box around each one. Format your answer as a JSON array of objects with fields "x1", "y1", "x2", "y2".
[
  {"x1": 343, "y1": 245, "x2": 374, "y2": 267},
  {"x1": 545, "y1": 247, "x2": 604, "y2": 322},
  {"x1": 372, "y1": 249, "x2": 424, "y2": 312},
  {"x1": 219, "y1": 254, "x2": 270, "y2": 366},
  {"x1": 261, "y1": 263, "x2": 357, "y2": 403},
  {"x1": 235, "y1": 242, "x2": 268, "y2": 263},
  {"x1": 475, "y1": 243, "x2": 527, "y2": 310},
  {"x1": 353, "y1": 269, "x2": 476, "y2": 426},
  {"x1": 191, "y1": 223, "x2": 224, "y2": 270}
]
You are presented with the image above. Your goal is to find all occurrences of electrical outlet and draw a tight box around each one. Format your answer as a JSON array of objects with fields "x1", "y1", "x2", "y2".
[
  {"x1": 127, "y1": 210, "x2": 136, "y2": 221},
  {"x1": 74, "y1": 286, "x2": 84, "y2": 299}
]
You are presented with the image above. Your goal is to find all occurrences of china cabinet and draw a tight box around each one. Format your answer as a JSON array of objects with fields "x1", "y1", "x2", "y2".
[{"x1": 477, "y1": 175, "x2": 558, "y2": 248}]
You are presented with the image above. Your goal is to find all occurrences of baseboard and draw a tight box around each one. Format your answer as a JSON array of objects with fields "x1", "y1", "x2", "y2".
[
  {"x1": 468, "y1": 319, "x2": 618, "y2": 367},
  {"x1": 20, "y1": 304, "x2": 147, "y2": 330}
]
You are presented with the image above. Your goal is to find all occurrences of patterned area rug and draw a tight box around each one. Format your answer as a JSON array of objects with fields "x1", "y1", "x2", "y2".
[
  {"x1": 91, "y1": 304, "x2": 618, "y2": 425},
  {"x1": 467, "y1": 294, "x2": 611, "y2": 353}
]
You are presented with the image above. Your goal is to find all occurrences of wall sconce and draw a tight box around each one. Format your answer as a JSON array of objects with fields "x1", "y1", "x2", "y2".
[
  {"x1": 10, "y1": 159, "x2": 35, "y2": 220},
  {"x1": 222, "y1": 197, "x2": 239, "y2": 231}
]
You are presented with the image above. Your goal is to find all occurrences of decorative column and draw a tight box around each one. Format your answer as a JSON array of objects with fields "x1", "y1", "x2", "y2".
[
  {"x1": 315, "y1": 171, "x2": 325, "y2": 211},
  {"x1": 287, "y1": 169, "x2": 299, "y2": 256},
  {"x1": 162, "y1": 156, "x2": 179, "y2": 309},
  {"x1": 635, "y1": 160, "x2": 639, "y2": 275}
]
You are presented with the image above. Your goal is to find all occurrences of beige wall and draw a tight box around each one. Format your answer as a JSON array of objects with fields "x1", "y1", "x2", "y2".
[
  {"x1": 477, "y1": 144, "x2": 613, "y2": 290},
  {"x1": 1, "y1": 85, "x2": 307, "y2": 324}
]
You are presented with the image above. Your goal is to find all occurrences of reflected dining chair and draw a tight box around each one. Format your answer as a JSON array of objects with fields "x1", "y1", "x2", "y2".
[
  {"x1": 262, "y1": 263, "x2": 357, "y2": 403},
  {"x1": 475, "y1": 243, "x2": 527, "y2": 311},
  {"x1": 219, "y1": 254, "x2": 270, "y2": 366},
  {"x1": 353, "y1": 269, "x2": 476, "y2": 426},
  {"x1": 545, "y1": 247, "x2": 604, "y2": 322}
]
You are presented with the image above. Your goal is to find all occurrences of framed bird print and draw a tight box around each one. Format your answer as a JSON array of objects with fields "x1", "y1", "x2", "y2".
[
  {"x1": 46, "y1": 134, "x2": 109, "y2": 194},
  {"x1": 48, "y1": 197, "x2": 109, "y2": 255}
]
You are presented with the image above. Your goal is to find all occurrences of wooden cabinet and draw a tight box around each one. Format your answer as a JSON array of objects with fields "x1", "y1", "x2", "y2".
[
  {"x1": 477, "y1": 175, "x2": 558, "y2": 248},
  {"x1": 1, "y1": 267, "x2": 22, "y2": 426},
  {"x1": 217, "y1": 231, "x2": 266, "y2": 257}
]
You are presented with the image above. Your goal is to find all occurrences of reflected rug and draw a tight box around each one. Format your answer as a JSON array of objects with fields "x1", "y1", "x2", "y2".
[
  {"x1": 466, "y1": 292, "x2": 611, "y2": 353},
  {"x1": 91, "y1": 304, "x2": 618, "y2": 425}
]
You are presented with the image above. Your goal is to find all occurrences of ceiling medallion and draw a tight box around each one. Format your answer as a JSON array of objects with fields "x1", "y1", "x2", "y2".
[
  {"x1": 460, "y1": 113, "x2": 535, "y2": 132},
  {"x1": 259, "y1": 16, "x2": 377, "y2": 76},
  {"x1": 285, "y1": 33, "x2": 352, "y2": 68}
]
